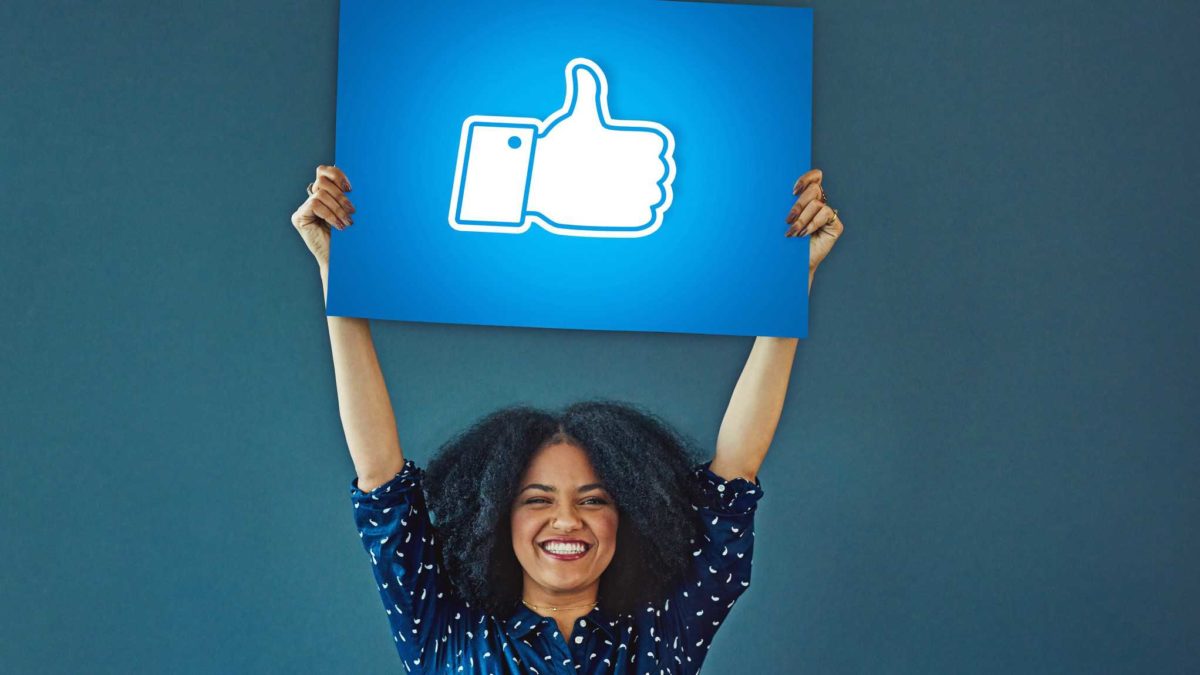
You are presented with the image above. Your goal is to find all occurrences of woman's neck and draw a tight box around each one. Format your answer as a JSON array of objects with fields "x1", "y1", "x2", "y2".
[{"x1": 522, "y1": 583, "x2": 599, "y2": 639}]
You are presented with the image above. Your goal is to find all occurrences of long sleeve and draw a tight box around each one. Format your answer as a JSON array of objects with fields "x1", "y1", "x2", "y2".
[
  {"x1": 350, "y1": 459, "x2": 471, "y2": 671},
  {"x1": 661, "y1": 462, "x2": 765, "y2": 672}
]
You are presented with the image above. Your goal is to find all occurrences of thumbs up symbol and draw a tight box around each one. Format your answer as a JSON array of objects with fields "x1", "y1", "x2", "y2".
[{"x1": 449, "y1": 58, "x2": 676, "y2": 237}]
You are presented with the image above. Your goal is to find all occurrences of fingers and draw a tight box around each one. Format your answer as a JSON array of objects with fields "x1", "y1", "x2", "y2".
[
  {"x1": 786, "y1": 199, "x2": 824, "y2": 237},
  {"x1": 295, "y1": 195, "x2": 340, "y2": 231},
  {"x1": 785, "y1": 182, "x2": 823, "y2": 225},
  {"x1": 311, "y1": 189, "x2": 352, "y2": 228},
  {"x1": 786, "y1": 168, "x2": 837, "y2": 238},
  {"x1": 315, "y1": 164, "x2": 352, "y2": 192},
  {"x1": 792, "y1": 168, "x2": 823, "y2": 196},
  {"x1": 802, "y1": 204, "x2": 837, "y2": 238},
  {"x1": 299, "y1": 165, "x2": 356, "y2": 229},
  {"x1": 314, "y1": 174, "x2": 356, "y2": 216}
]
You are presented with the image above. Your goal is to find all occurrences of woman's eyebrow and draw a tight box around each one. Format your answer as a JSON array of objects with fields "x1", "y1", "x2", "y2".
[
  {"x1": 519, "y1": 483, "x2": 555, "y2": 494},
  {"x1": 518, "y1": 482, "x2": 607, "y2": 494}
]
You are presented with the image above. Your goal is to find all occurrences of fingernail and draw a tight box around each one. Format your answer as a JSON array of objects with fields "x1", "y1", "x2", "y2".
[{"x1": 792, "y1": 178, "x2": 802, "y2": 195}]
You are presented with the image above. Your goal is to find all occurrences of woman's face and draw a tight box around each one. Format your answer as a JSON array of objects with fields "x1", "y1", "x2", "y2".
[{"x1": 511, "y1": 442, "x2": 618, "y2": 601}]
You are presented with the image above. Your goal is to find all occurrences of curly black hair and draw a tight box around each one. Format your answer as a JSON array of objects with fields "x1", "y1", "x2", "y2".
[{"x1": 423, "y1": 399, "x2": 705, "y2": 617}]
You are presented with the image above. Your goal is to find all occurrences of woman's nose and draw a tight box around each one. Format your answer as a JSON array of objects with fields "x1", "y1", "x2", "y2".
[{"x1": 551, "y1": 504, "x2": 582, "y2": 531}]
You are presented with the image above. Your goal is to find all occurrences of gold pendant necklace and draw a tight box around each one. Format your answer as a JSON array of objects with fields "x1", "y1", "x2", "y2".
[{"x1": 521, "y1": 599, "x2": 598, "y2": 612}]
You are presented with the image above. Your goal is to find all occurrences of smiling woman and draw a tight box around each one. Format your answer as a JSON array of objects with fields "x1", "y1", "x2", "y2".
[
  {"x1": 510, "y1": 442, "x2": 620, "y2": 635},
  {"x1": 351, "y1": 403, "x2": 764, "y2": 674},
  {"x1": 424, "y1": 403, "x2": 703, "y2": 615},
  {"x1": 423, "y1": 403, "x2": 705, "y2": 636},
  {"x1": 294, "y1": 164, "x2": 844, "y2": 673}
]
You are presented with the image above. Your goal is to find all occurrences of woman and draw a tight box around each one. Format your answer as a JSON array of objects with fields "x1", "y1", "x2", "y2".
[{"x1": 291, "y1": 165, "x2": 843, "y2": 673}]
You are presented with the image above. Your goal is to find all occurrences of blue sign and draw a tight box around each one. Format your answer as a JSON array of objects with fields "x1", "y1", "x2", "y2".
[{"x1": 330, "y1": 0, "x2": 813, "y2": 337}]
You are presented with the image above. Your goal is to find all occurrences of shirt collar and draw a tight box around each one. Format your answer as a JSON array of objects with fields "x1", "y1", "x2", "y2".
[
  {"x1": 503, "y1": 605, "x2": 548, "y2": 639},
  {"x1": 585, "y1": 605, "x2": 618, "y2": 641},
  {"x1": 503, "y1": 604, "x2": 618, "y2": 641}
]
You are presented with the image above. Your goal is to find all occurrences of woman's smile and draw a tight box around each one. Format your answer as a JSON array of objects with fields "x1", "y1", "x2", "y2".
[{"x1": 538, "y1": 537, "x2": 592, "y2": 560}]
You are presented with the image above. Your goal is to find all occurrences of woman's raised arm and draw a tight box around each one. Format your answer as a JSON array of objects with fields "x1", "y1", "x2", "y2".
[
  {"x1": 710, "y1": 169, "x2": 844, "y2": 482},
  {"x1": 292, "y1": 165, "x2": 405, "y2": 491},
  {"x1": 711, "y1": 336, "x2": 798, "y2": 483}
]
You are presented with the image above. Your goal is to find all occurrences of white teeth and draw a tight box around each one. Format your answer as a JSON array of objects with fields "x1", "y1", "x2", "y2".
[{"x1": 542, "y1": 542, "x2": 587, "y2": 555}]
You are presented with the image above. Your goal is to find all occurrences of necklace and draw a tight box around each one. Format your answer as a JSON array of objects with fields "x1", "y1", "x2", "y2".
[{"x1": 521, "y1": 599, "x2": 598, "y2": 612}]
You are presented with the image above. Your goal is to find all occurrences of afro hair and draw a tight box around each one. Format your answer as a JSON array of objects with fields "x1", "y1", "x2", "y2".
[{"x1": 422, "y1": 399, "x2": 706, "y2": 617}]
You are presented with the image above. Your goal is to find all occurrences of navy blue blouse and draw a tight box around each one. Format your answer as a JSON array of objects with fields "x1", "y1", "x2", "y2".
[{"x1": 349, "y1": 459, "x2": 764, "y2": 674}]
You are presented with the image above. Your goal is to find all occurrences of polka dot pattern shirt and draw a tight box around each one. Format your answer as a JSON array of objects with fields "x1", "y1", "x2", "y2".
[{"x1": 350, "y1": 459, "x2": 764, "y2": 674}]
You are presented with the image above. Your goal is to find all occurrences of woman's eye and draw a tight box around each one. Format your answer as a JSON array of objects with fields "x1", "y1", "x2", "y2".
[{"x1": 521, "y1": 496, "x2": 609, "y2": 506}]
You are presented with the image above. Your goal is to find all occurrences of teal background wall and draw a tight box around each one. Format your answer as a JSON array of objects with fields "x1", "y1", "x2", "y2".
[{"x1": 2, "y1": 1, "x2": 1197, "y2": 673}]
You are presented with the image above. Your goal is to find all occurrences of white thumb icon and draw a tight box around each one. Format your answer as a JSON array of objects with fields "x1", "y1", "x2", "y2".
[{"x1": 449, "y1": 58, "x2": 676, "y2": 237}]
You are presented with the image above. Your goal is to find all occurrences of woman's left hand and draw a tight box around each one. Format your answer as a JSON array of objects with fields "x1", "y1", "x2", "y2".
[{"x1": 784, "y1": 168, "x2": 844, "y2": 277}]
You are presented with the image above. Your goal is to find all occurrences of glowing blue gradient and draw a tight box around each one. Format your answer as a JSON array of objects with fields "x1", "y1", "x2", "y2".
[{"x1": 330, "y1": 0, "x2": 812, "y2": 337}]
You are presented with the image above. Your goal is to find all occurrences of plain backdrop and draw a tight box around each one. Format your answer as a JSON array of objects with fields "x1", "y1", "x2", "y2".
[{"x1": 2, "y1": 1, "x2": 1197, "y2": 673}]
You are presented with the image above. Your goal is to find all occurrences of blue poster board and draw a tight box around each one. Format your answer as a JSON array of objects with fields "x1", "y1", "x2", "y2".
[{"x1": 330, "y1": 0, "x2": 813, "y2": 337}]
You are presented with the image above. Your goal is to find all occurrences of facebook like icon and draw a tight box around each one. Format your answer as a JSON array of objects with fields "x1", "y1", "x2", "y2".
[{"x1": 448, "y1": 58, "x2": 677, "y2": 238}]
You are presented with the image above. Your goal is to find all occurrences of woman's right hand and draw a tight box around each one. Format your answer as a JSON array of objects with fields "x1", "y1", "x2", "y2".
[{"x1": 291, "y1": 165, "x2": 356, "y2": 271}]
